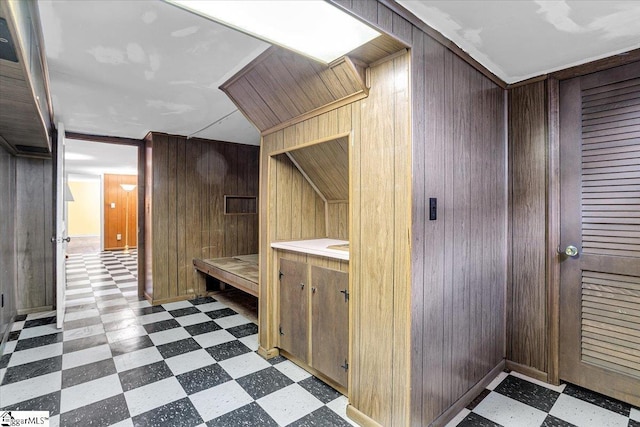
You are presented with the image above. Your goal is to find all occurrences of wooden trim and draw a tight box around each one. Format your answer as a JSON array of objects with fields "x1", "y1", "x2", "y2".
[
  {"x1": 369, "y1": 48, "x2": 409, "y2": 68},
  {"x1": 137, "y1": 143, "x2": 146, "y2": 298},
  {"x1": 546, "y1": 78, "x2": 561, "y2": 385},
  {"x1": 346, "y1": 405, "x2": 385, "y2": 427},
  {"x1": 430, "y1": 361, "x2": 507, "y2": 427},
  {"x1": 269, "y1": 131, "x2": 352, "y2": 156},
  {"x1": 0, "y1": 136, "x2": 18, "y2": 156},
  {"x1": 150, "y1": 294, "x2": 197, "y2": 306},
  {"x1": 30, "y1": 1, "x2": 54, "y2": 131},
  {"x1": 64, "y1": 132, "x2": 143, "y2": 147},
  {"x1": 506, "y1": 360, "x2": 548, "y2": 382},
  {"x1": 285, "y1": 152, "x2": 328, "y2": 202},
  {"x1": 260, "y1": 91, "x2": 368, "y2": 136},
  {"x1": 257, "y1": 346, "x2": 280, "y2": 359},
  {"x1": 17, "y1": 305, "x2": 53, "y2": 315},
  {"x1": 330, "y1": 0, "x2": 507, "y2": 89},
  {"x1": 507, "y1": 74, "x2": 549, "y2": 89},
  {"x1": 551, "y1": 50, "x2": 640, "y2": 81},
  {"x1": 279, "y1": 348, "x2": 347, "y2": 396}
]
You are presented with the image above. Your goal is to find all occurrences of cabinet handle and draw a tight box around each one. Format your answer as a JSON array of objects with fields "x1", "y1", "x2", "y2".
[
  {"x1": 312, "y1": 287, "x2": 317, "y2": 294},
  {"x1": 300, "y1": 283, "x2": 305, "y2": 290}
]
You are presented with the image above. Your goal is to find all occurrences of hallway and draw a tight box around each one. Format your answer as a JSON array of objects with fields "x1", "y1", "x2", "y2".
[{"x1": 0, "y1": 251, "x2": 354, "y2": 426}]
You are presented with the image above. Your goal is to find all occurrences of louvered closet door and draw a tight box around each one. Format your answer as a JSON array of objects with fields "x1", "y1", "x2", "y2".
[{"x1": 559, "y1": 61, "x2": 640, "y2": 407}]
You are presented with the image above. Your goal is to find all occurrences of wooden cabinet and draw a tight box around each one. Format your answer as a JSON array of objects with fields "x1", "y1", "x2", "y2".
[
  {"x1": 278, "y1": 257, "x2": 349, "y2": 389},
  {"x1": 311, "y1": 265, "x2": 349, "y2": 387},
  {"x1": 278, "y1": 258, "x2": 309, "y2": 362}
]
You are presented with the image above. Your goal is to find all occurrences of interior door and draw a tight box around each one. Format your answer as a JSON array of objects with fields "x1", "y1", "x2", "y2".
[
  {"x1": 55, "y1": 122, "x2": 68, "y2": 328},
  {"x1": 559, "y1": 61, "x2": 640, "y2": 406}
]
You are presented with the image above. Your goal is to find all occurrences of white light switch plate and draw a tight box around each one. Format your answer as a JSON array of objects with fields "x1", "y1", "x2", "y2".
[
  {"x1": 111, "y1": 202, "x2": 116, "y2": 208},
  {"x1": 116, "y1": 234, "x2": 122, "y2": 240}
]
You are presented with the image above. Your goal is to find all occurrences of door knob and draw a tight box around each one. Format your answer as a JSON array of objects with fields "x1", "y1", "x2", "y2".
[
  {"x1": 558, "y1": 245, "x2": 579, "y2": 257},
  {"x1": 63, "y1": 237, "x2": 71, "y2": 243}
]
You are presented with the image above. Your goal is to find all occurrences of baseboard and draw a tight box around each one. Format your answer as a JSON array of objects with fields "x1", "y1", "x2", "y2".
[
  {"x1": 505, "y1": 360, "x2": 548, "y2": 382},
  {"x1": 430, "y1": 359, "x2": 507, "y2": 427},
  {"x1": 346, "y1": 405, "x2": 384, "y2": 427},
  {"x1": 0, "y1": 313, "x2": 17, "y2": 355},
  {"x1": 17, "y1": 306, "x2": 53, "y2": 315},
  {"x1": 150, "y1": 294, "x2": 196, "y2": 305},
  {"x1": 257, "y1": 346, "x2": 279, "y2": 360},
  {"x1": 279, "y1": 349, "x2": 347, "y2": 396}
]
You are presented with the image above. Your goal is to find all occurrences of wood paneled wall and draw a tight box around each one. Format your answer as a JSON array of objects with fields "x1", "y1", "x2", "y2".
[
  {"x1": 411, "y1": 31, "x2": 507, "y2": 426},
  {"x1": 334, "y1": 1, "x2": 508, "y2": 425},
  {"x1": 144, "y1": 133, "x2": 259, "y2": 304},
  {"x1": 271, "y1": 153, "x2": 327, "y2": 241},
  {"x1": 260, "y1": 52, "x2": 412, "y2": 426},
  {"x1": 104, "y1": 174, "x2": 138, "y2": 250},
  {"x1": 507, "y1": 81, "x2": 550, "y2": 376},
  {"x1": 15, "y1": 156, "x2": 54, "y2": 311},
  {"x1": 0, "y1": 146, "x2": 17, "y2": 339}
]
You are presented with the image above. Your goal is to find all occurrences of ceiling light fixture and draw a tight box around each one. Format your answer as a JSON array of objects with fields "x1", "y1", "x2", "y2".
[{"x1": 166, "y1": 0, "x2": 380, "y2": 63}]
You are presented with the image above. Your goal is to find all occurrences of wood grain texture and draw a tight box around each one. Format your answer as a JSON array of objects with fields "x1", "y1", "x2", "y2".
[
  {"x1": 0, "y1": 1, "x2": 50, "y2": 156},
  {"x1": 261, "y1": 52, "x2": 412, "y2": 425},
  {"x1": 406, "y1": 24, "x2": 507, "y2": 427},
  {"x1": 0, "y1": 147, "x2": 17, "y2": 336},
  {"x1": 15, "y1": 157, "x2": 54, "y2": 310},
  {"x1": 221, "y1": 47, "x2": 369, "y2": 133},
  {"x1": 144, "y1": 134, "x2": 258, "y2": 304},
  {"x1": 507, "y1": 81, "x2": 548, "y2": 373},
  {"x1": 103, "y1": 174, "x2": 138, "y2": 250},
  {"x1": 311, "y1": 266, "x2": 349, "y2": 388}
]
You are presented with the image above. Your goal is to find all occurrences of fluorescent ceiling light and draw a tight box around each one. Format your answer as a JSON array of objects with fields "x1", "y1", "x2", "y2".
[
  {"x1": 168, "y1": 0, "x2": 380, "y2": 63},
  {"x1": 65, "y1": 152, "x2": 94, "y2": 161}
]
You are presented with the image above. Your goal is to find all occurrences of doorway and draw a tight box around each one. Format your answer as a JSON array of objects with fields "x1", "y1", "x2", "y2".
[
  {"x1": 558, "y1": 61, "x2": 640, "y2": 406},
  {"x1": 64, "y1": 139, "x2": 139, "y2": 255}
]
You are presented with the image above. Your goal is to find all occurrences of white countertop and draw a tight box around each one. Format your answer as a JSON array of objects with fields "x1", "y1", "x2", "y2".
[{"x1": 270, "y1": 238, "x2": 349, "y2": 261}]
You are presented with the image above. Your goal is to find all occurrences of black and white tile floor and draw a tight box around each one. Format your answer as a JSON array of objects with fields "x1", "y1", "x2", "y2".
[
  {"x1": 447, "y1": 370, "x2": 640, "y2": 427},
  {"x1": 0, "y1": 250, "x2": 355, "y2": 427},
  {"x1": 1, "y1": 251, "x2": 639, "y2": 427}
]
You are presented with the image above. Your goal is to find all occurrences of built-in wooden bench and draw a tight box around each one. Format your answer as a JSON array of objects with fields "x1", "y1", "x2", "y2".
[{"x1": 193, "y1": 254, "x2": 259, "y2": 297}]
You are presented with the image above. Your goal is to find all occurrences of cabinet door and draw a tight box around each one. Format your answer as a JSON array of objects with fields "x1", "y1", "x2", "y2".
[
  {"x1": 279, "y1": 258, "x2": 309, "y2": 362},
  {"x1": 311, "y1": 266, "x2": 349, "y2": 387}
]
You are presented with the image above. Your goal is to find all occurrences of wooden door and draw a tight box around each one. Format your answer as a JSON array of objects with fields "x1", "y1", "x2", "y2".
[
  {"x1": 559, "y1": 61, "x2": 640, "y2": 406},
  {"x1": 311, "y1": 266, "x2": 349, "y2": 388},
  {"x1": 278, "y1": 258, "x2": 309, "y2": 362}
]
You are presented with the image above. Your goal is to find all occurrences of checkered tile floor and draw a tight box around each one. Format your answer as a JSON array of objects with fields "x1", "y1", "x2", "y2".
[
  {"x1": 0, "y1": 250, "x2": 356, "y2": 427},
  {"x1": 447, "y1": 371, "x2": 640, "y2": 427}
]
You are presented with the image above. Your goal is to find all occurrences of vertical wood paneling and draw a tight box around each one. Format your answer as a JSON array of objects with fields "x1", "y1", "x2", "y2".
[
  {"x1": 224, "y1": 144, "x2": 239, "y2": 257},
  {"x1": 256, "y1": 2, "x2": 508, "y2": 424},
  {"x1": 176, "y1": 140, "x2": 187, "y2": 295},
  {"x1": 406, "y1": 15, "x2": 507, "y2": 426},
  {"x1": 16, "y1": 157, "x2": 54, "y2": 310},
  {"x1": 153, "y1": 134, "x2": 169, "y2": 301},
  {"x1": 167, "y1": 136, "x2": 178, "y2": 297},
  {"x1": 508, "y1": 81, "x2": 548, "y2": 373},
  {"x1": 145, "y1": 134, "x2": 258, "y2": 303},
  {"x1": 0, "y1": 147, "x2": 17, "y2": 334}
]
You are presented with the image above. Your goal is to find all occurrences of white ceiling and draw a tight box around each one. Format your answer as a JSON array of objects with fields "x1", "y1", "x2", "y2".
[
  {"x1": 65, "y1": 139, "x2": 138, "y2": 177},
  {"x1": 398, "y1": 0, "x2": 640, "y2": 83},
  {"x1": 38, "y1": 0, "x2": 640, "y2": 149},
  {"x1": 38, "y1": 0, "x2": 269, "y2": 145}
]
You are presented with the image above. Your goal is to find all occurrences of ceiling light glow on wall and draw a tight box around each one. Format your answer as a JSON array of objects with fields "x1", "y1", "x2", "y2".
[{"x1": 168, "y1": 0, "x2": 380, "y2": 63}]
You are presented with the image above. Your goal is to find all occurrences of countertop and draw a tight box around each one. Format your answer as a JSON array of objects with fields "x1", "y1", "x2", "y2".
[{"x1": 270, "y1": 238, "x2": 349, "y2": 261}]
